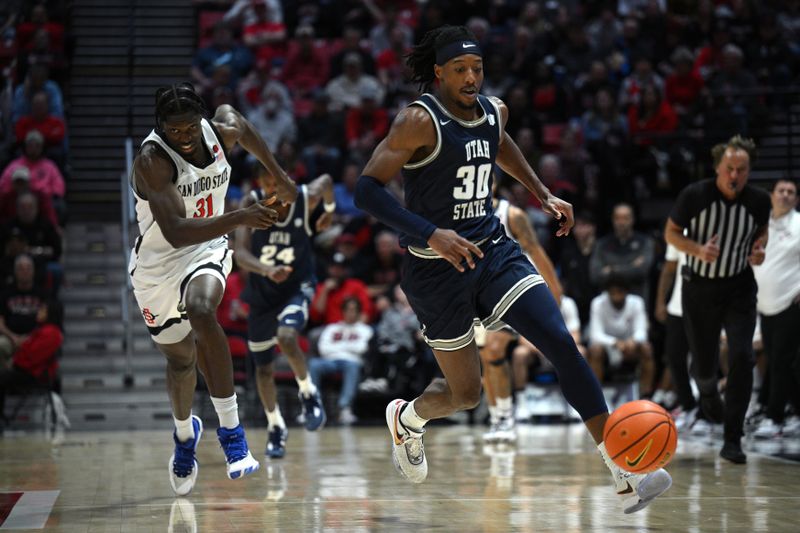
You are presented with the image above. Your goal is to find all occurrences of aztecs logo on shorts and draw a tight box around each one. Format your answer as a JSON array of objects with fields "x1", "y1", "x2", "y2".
[{"x1": 141, "y1": 307, "x2": 158, "y2": 325}]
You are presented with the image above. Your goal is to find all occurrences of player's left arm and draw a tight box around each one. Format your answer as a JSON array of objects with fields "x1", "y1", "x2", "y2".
[
  {"x1": 490, "y1": 96, "x2": 574, "y2": 236},
  {"x1": 211, "y1": 104, "x2": 298, "y2": 205},
  {"x1": 306, "y1": 173, "x2": 336, "y2": 231},
  {"x1": 507, "y1": 204, "x2": 563, "y2": 303}
]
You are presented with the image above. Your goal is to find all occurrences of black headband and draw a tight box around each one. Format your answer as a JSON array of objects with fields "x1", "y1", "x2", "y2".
[{"x1": 435, "y1": 40, "x2": 482, "y2": 65}]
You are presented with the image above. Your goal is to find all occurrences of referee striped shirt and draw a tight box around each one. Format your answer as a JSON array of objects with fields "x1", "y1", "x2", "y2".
[{"x1": 669, "y1": 179, "x2": 770, "y2": 279}]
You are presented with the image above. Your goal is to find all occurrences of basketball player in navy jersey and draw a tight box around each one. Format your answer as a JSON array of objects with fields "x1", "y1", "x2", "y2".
[
  {"x1": 234, "y1": 166, "x2": 335, "y2": 458},
  {"x1": 354, "y1": 26, "x2": 671, "y2": 513},
  {"x1": 130, "y1": 83, "x2": 297, "y2": 495}
]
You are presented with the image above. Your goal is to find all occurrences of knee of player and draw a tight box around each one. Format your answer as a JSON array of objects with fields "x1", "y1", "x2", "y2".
[
  {"x1": 256, "y1": 363, "x2": 274, "y2": 378},
  {"x1": 166, "y1": 352, "x2": 196, "y2": 373},
  {"x1": 453, "y1": 385, "x2": 482, "y2": 410},
  {"x1": 276, "y1": 328, "x2": 298, "y2": 350},
  {"x1": 184, "y1": 296, "x2": 217, "y2": 322}
]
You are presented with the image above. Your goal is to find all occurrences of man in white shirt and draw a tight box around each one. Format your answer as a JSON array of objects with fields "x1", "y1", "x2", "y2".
[
  {"x1": 308, "y1": 298, "x2": 373, "y2": 425},
  {"x1": 588, "y1": 278, "x2": 654, "y2": 398},
  {"x1": 752, "y1": 179, "x2": 800, "y2": 438}
]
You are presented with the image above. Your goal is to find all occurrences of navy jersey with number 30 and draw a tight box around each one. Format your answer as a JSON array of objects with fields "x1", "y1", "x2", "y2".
[
  {"x1": 245, "y1": 185, "x2": 315, "y2": 305},
  {"x1": 400, "y1": 93, "x2": 502, "y2": 248}
]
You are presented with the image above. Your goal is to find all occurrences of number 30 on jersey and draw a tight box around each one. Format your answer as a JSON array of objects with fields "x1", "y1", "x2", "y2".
[{"x1": 452, "y1": 163, "x2": 491, "y2": 221}]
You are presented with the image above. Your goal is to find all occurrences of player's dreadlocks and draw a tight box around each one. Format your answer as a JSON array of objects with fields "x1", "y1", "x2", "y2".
[
  {"x1": 405, "y1": 25, "x2": 478, "y2": 92},
  {"x1": 154, "y1": 82, "x2": 208, "y2": 130}
]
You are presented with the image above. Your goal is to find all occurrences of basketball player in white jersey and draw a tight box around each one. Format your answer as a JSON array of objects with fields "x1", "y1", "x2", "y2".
[
  {"x1": 479, "y1": 191, "x2": 563, "y2": 443},
  {"x1": 129, "y1": 83, "x2": 297, "y2": 495}
]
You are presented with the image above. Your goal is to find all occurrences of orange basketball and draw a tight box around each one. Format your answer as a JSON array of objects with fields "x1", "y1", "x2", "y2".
[{"x1": 603, "y1": 400, "x2": 678, "y2": 474}]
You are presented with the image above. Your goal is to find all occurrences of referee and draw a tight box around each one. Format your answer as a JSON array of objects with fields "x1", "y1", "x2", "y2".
[{"x1": 664, "y1": 135, "x2": 771, "y2": 464}]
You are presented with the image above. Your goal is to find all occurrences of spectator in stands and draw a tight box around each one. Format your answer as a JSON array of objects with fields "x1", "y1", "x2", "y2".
[
  {"x1": 325, "y1": 52, "x2": 384, "y2": 113},
  {"x1": 345, "y1": 85, "x2": 389, "y2": 162},
  {"x1": 308, "y1": 297, "x2": 373, "y2": 425},
  {"x1": 376, "y1": 24, "x2": 414, "y2": 100},
  {"x1": 590, "y1": 203, "x2": 654, "y2": 307},
  {"x1": 224, "y1": 0, "x2": 283, "y2": 32},
  {"x1": 664, "y1": 47, "x2": 705, "y2": 119},
  {"x1": 751, "y1": 179, "x2": 800, "y2": 438},
  {"x1": 281, "y1": 24, "x2": 329, "y2": 101},
  {"x1": 329, "y1": 26, "x2": 375, "y2": 79},
  {"x1": 367, "y1": 4, "x2": 413, "y2": 58},
  {"x1": 619, "y1": 56, "x2": 664, "y2": 110},
  {"x1": 530, "y1": 60, "x2": 569, "y2": 123},
  {"x1": 11, "y1": 63, "x2": 63, "y2": 124},
  {"x1": 588, "y1": 277, "x2": 654, "y2": 398},
  {"x1": 298, "y1": 92, "x2": 342, "y2": 179},
  {"x1": 310, "y1": 252, "x2": 373, "y2": 325},
  {"x1": 15, "y1": 93, "x2": 65, "y2": 149},
  {"x1": 245, "y1": 90, "x2": 296, "y2": 152},
  {"x1": 333, "y1": 162, "x2": 365, "y2": 220},
  {"x1": 0, "y1": 255, "x2": 49, "y2": 363},
  {"x1": 362, "y1": 230, "x2": 403, "y2": 299},
  {"x1": 241, "y1": 0, "x2": 287, "y2": 68},
  {"x1": 0, "y1": 165, "x2": 60, "y2": 230},
  {"x1": 216, "y1": 266, "x2": 249, "y2": 340},
  {"x1": 574, "y1": 60, "x2": 613, "y2": 114},
  {"x1": 586, "y1": 7, "x2": 623, "y2": 57},
  {"x1": 15, "y1": 4, "x2": 64, "y2": 56},
  {"x1": 481, "y1": 52, "x2": 516, "y2": 100},
  {"x1": 557, "y1": 22, "x2": 593, "y2": 83},
  {"x1": 707, "y1": 43, "x2": 758, "y2": 137},
  {"x1": 0, "y1": 299, "x2": 63, "y2": 428},
  {"x1": 748, "y1": 12, "x2": 794, "y2": 90},
  {"x1": 367, "y1": 284, "x2": 423, "y2": 396},
  {"x1": 694, "y1": 18, "x2": 732, "y2": 81},
  {"x1": 276, "y1": 140, "x2": 307, "y2": 183},
  {"x1": 191, "y1": 21, "x2": 254, "y2": 92},
  {"x1": 503, "y1": 84, "x2": 539, "y2": 140},
  {"x1": 558, "y1": 212, "x2": 599, "y2": 327},
  {"x1": 581, "y1": 87, "x2": 628, "y2": 144},
  {"x1": 627, "y1": 83, "x2": 678, "y2": 146},
  {"x1": 0, "y1": 129, "x2": 65, "y2": 222},
  {"x1": 237, "y1": 59, "x2": 291, "y2": 114}
]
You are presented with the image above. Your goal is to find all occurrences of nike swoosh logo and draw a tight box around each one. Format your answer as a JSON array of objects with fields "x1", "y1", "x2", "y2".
[
  {"x1": 440, "y1": 119, "x2": 451, "y2": 125},
  {"x1": 625, "y1": 439, "x2": 653, "y2": 468},
  {"x1": 492, "y1": 236, "x2": 502, "y2": 244},
  {"x1": 462, "y1": 43, "x2": 476, "y2": 48},
  {"x1": 617, "y1": 481, "x2": 634, "y2": 495},
  {"x1": 392, "y1": 401, "x2": 404, "y2": 445}
]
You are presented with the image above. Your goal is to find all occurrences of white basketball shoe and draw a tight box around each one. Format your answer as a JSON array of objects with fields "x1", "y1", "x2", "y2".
[
  {"x1": 385, "y1": 399, "x2": 428, "y2": 483},
  {"x1": 614, "y1": 468, "x2": 673, "y2": 514}
]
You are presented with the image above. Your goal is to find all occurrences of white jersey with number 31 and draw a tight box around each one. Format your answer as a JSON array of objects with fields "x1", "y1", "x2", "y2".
[{"x1": 131, "y1": 118, "x2": 232, "y2": 276}]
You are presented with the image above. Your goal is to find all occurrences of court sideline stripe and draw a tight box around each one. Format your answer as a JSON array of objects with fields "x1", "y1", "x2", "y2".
[{"x1": 0, "y1": 491, "x2": 60, "y2": 530}]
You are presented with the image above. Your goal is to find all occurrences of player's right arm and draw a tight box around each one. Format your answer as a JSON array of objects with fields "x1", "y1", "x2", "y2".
[
  {"x1": 355, "y1": 107, "x2": 484, "y2": 272},
  {"x1": 134, "y1": 144, "x2": 279, "y2": 248},
  {"x1": 232, "y1": 194, "x2": 293, "y2": 283}
]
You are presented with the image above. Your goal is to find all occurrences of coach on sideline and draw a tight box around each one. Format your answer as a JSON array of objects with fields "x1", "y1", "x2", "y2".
[{"x1": 664, "y1": 135, "x2": 771, "y2": 464}]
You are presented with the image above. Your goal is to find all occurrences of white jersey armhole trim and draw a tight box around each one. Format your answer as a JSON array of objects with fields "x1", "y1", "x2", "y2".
[
  {"x1": 487, "y1": 96, "x2": 503, "y2": 140},
  {"x1": 403, "y1": 100, "x2": 442, "y2": 170}
]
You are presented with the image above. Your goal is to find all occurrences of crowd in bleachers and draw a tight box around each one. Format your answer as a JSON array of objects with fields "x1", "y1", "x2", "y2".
[
  {"x1": 0, "y1": 1, "x2": 70, "y2": 429},
  {"x1": 195, "y1": 0, "x2": 800, "y2": 427}
]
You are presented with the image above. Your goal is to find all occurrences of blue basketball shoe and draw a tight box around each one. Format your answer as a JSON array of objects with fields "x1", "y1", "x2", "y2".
[
  {"x1": 299, "y1": 390, "x2": 327, "y2": 431},
  {"x1": 216, "y1": 424, "x2": 260, "y2": 479},
  {"x1": 169, "y1": 415, "x2": 203, "y2": 496},
  {"x1": 266, "y1": 425, "x2": 288, "y2": 459}
]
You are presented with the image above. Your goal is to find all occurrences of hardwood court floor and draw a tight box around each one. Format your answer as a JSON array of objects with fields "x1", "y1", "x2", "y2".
[{"x1": 1, "y1": 424, "x2": 798, "y2": 532}]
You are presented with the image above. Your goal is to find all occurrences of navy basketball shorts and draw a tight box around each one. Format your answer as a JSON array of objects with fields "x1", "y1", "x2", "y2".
[
  {"x1": 401, "y1": 229, "x2": 545, "y2": 352},
  {"x1": 247, "y1": 291, "x2": 310, "y2": 366}
]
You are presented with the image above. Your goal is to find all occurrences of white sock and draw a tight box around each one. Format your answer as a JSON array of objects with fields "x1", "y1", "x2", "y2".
[
  {"x1": 598, "y1": 442, "x2": 622, "y2": 477},
  {"x1": 400, "y1": 399, "x2": 428, "y2": 432},
  {"x1": 488, "y1": 404, "x2": 499, "y2": 423},
  {"x1": 174, "y1": 415, "x2": 194, "y2": 442},
  {"x1": 296, "y1": 374, "x2": 316, "y2": 396},
  {"x1": 496, "y1": 396, "x2": 512, "y2": 416},
  {"x1": 211, "y1": 394, "x2": 240, "y2": 429},
  {"x1": 265, "y1": 407, "x2": 285, "y2": 429}
]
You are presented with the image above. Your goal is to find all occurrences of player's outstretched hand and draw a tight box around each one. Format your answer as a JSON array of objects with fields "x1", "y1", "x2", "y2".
[
  {"x1": 427, "y1": 228, "x2": 484, "y2": 273},
  {"x1": 241, "y1": 197, "x2": 279, "y2": 229},
  {"x1": 316, "y1": 212, "x2": 334, "y2": 231},
  {"x1": 265, "y1": 265, "x2": 293, "y2": 283},
  {"x1": 540, "y1": 194, "x2": 574, "y2": 237}
]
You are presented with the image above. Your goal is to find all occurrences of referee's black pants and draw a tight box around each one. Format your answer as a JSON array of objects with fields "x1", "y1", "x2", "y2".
[
  {"x1": 760, "y1": 301, "x2": 800, "y2": 423},
  {"x1": 682, "y1": 268, "x2": 757, "y2": 442}
]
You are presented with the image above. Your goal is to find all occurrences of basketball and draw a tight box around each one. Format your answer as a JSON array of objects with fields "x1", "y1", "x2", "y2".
[{"x1": 603, "y1": 400, "x2": 678, "y2": 474}]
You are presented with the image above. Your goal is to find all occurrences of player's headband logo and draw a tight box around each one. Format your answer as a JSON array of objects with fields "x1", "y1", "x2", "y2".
[{"x1": 435, "y1": 40, "x2": 482, "y2": 66}]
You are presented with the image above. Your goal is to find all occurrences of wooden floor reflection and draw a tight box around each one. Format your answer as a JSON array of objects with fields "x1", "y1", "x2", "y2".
[{"x1": 1, "y1": 424, "x2": 799, "y2": 532}]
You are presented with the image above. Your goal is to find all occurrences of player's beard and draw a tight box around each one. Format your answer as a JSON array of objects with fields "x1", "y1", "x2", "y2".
[{"x1": 455, "y1": 99, "x2": 477, "y2": 111}]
